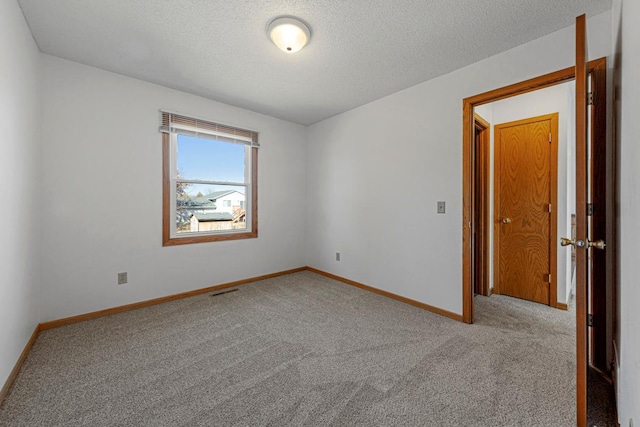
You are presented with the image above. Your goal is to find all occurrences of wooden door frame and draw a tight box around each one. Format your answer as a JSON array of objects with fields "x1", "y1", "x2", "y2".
[
  {"x1": 473, "y1": 114, "x2": 491, "y2": 297},
  {"x1": 462, "y1": 56, "x2": 606, "y2": 324},
  {"x1": 492, "y1": 113, "x2": 559, "y2": 306}
]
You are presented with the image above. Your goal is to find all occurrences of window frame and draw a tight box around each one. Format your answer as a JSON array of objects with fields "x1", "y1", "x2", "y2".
[{"x1": 162, "y1": 117, "x2": 258, "y2": 246}]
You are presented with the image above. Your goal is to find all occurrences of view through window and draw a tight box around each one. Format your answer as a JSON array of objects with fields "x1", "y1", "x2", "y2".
[
  {"x1": 176, "y1": 135, "x2": 247, "y2": 233},
  {"x1": 161, "y1": 112, "x2": 258, "y2": 245}
]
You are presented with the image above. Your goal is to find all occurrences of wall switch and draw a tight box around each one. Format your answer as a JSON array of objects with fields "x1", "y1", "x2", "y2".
[
  {"x1": 437, "y1": 201, "x2": 446, "y2": 214},
  {"x1": 117, "y1": 272, "x2": 128, "y2": 285},
  {"x1": 336, "y1": 252, "x2": 341, "y2": 261}
]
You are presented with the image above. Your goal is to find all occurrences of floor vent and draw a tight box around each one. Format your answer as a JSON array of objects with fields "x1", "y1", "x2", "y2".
[{"x1": 210, "y1": 288, "x2": 238, "y2": 297}]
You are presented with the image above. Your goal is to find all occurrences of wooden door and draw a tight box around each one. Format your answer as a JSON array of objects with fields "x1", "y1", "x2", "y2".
[
  {"x1": 574, "y1": 16, "x2": 610, "y2": 425},
  {"x1": 588, "y1": 57, "x2": 609, "y2": 374},
  {"x1": 575, "y1": 14, "x2": 588, "y2": 427},
  {"x1": 494, "y1": 114, "x2": 558, "y2": 305}
]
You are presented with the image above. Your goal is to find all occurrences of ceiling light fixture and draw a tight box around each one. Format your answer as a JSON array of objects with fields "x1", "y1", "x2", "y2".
[{"x1": 268, "y1": 17, "x2": 310, "y2": 53}]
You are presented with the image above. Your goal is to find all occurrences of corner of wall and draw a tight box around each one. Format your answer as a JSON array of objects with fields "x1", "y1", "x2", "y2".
[{"x1": 0, "y1": 0, "x2": 43, "y2": 394}]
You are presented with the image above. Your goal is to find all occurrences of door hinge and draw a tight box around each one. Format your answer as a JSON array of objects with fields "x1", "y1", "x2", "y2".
[
  {"x1": 587, "y1": 203, "x2": 594, "y2": 216},
  {"x1": 587, "y1": 314, "x2": 594, "y2": 327},
  {"x1": 548, "y1": 133, "x2": 552, "y2": 143},
  {"x1": 548, "y1": 274, "x2": 552, "y2": 283},
  {"x1": 588, "y1": 92, "x2": 594, "y2": 105},
  {"x1": 548, "y1": 203, "x2": 552, "y2": 213}
]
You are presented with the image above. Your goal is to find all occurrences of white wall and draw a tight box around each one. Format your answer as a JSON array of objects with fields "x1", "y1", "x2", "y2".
[
  {"x1": 39, "y1": 55, "x2": 307, "y2": 321},
  {"x1": 306, "y1": 11, "x2": 611, "y2": 315},
  {"x1": 481, "y1": 82, "x2": 575, "y2": 305},
  {"x1": 0, "y1": 0, "x2": 41, "y2": 388},
  {"x1": 473, "y1": 105, "x2": 493, "y2": 125},
  {"x1": 613, "y1": 0, "x2": 640, "y2": 424}
]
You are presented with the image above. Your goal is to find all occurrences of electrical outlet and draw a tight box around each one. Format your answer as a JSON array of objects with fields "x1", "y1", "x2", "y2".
[
  {"x1": 117, "y1": 272, "x2": 127, "y2": 285},
  {"x1": 437, "y1": 201, "x2": 446, "y2": 214},
  {"x1": 336, "y1": 252, "x2": 341, "y2": 261}
]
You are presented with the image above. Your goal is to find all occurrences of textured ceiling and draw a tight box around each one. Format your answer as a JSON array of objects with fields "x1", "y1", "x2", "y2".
[{"x1": 17, "y1": 0, "x2": 611, "y2": 125}]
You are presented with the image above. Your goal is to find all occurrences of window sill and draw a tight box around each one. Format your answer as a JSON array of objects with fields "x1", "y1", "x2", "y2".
[{"x1": 162, "y1": 230, "x2": 258, "y2": 246}]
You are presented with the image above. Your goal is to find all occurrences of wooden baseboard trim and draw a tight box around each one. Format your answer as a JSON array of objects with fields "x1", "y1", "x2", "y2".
[
  {"x1": 0, "y1": 325, "x2": 40, "y2": 406},
  {"x1": 557, "y1": 302, "x2": 569, "y2": 311},
  {"x1": 39, "y1": 267, "x2": 307, "y2": 331},
  {"x1": 306, "y1": 267, "x2": 464, "y2": 322},
  {"x1": 3, "y1": 266, "x2": 463, "y2": 405}
]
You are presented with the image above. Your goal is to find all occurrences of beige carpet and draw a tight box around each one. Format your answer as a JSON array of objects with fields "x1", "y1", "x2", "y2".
[{"x1": 0, "y1": 271, "x2": 577, "y2": 426}]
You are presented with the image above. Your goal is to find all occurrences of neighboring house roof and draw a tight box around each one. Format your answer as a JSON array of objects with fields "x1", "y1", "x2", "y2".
[
  {"x1": 191, "y1": 212, "x2": 233, "y2": 222},
  {"x1": 196, "y1": 190, "x2": 243, "y2": 203},
  {"x1": 180, "y1": 198, "x2": 215, "y2": 209},
  {"x1": 179, "y1": 190, "x2": 245, "y2": 210}
]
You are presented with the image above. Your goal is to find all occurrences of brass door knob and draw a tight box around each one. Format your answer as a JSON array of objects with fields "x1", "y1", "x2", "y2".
[
  {"x1": 588, "y1": 239, "x2": 606, "y2": 250},
  {"x1": 561, "y1": 237, "x2": 586, "y2": 248},
  {"x1": 560, "y1": 237, "x2": 574, "y2": 246},
  {"x1": 502, "y1": 218, "x2": 512, "y2": 224}
]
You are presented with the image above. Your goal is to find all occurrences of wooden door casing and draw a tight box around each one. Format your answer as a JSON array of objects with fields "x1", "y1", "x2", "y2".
[
  {"x1": 494, "y1": 114, "x2": 558, "y2": 306},
  {"x1": 462, "y1": 57, "x2": 608, "y2": 325},
  {"x1": 474, "y1": 114, "x2": 491, "y2": 297}
]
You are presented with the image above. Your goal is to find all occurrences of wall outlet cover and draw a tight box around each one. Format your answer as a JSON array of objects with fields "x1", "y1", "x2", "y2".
[{"x1": 118, "y1": 272, "x2": 128, "y2": 285}]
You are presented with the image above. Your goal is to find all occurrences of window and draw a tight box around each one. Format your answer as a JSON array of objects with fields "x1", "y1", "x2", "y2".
[{"x1": 161, "y1": 112, "x2": 258, "y2": 245}]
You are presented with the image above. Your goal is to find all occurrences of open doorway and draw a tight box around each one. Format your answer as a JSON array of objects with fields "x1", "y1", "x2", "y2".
[
  {"x1": 462, "y1": 56, "x2": 615, "y2": 426},
  {"x1": 472, "y1": 81, "x2": 575, "y2": 309}
]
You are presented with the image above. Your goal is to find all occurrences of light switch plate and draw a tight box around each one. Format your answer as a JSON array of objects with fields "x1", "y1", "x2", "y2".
[{"x1": 437, "y1": 201, "x2": 446, "y2": 214}]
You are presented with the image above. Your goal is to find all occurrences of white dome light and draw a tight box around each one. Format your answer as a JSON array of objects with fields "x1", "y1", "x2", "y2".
[{"x1": 268, "y1": 17, "x2": 310, "y2": 53}]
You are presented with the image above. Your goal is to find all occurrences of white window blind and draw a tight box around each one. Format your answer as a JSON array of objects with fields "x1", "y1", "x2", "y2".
[{"x1": 160, "y1": 111, "x2": 259, "y2": 148}]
